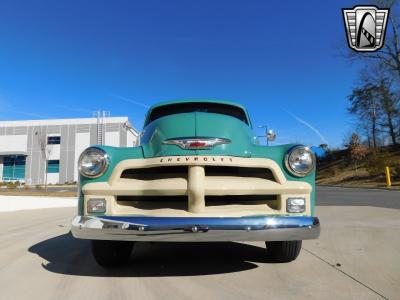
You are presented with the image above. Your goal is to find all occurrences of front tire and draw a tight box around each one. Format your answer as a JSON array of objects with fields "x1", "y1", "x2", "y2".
[
  {"x1": 265, "y1": 240, "x2": 302, "y2": 263},
  {"x1": 91, "y1": 240, "x2": 134, "y2": 268}
]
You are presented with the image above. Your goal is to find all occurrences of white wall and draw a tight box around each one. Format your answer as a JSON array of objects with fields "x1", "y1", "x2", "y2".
[
  {"x1": 105, "y1": 131, "x2": 120, "y2": 147},
  {"x1": 0, "y1": 135, "x2": 28, "y2": 153},
  {"x1": 47, "y1": 173, "x2": 59, "y2": 184},
  {"x1": 47, "y1": 144, "x2": 60, "y2": 160},
  {"x1": 74, "y1": 132, "x2": 90, "y2": 181},
  {"x1": 127, "y1": 131, "x2": 138, "y2": 147},
  {"x1": 0, "y1": 117, "x2": 128, "y2": 127}
]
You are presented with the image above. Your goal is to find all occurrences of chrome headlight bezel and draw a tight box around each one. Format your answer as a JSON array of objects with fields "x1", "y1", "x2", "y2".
[
  {"x1": 78, "y1": 147, "x2": 109, "y2": 178},
  {"x1": 284, "y1": 145, "x2": 316, "y2": 177}
]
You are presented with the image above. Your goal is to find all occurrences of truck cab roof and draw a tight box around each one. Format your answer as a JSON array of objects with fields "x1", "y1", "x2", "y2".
[{"x1": 144, "y1": 99, "x2": 252, "y2": 127}]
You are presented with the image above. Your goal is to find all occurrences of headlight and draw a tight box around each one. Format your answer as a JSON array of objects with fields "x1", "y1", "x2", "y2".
[
  {"x1": 285, "y1": 145, "x2": 315, "y2": 177},
  {"x1": 78, "y1": 147, "x2": 109, "y2": 178}
]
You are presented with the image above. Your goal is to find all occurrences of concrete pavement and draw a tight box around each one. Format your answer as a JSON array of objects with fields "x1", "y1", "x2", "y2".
[
  {"x1": 0, "y1": 187, "x2": 399, "y2": 300},
  {"x1": 0, "y1": 195, "x2": 76, "y2": 212}
]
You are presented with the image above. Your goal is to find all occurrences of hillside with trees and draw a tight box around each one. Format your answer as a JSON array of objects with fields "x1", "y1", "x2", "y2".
[{"x1": 317, "y1": 138, "x2": 400, "y2": 189}]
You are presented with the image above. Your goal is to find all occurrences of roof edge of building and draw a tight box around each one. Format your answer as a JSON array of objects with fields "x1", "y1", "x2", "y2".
[{"x1": 0, "y1": 116, "x2": 129, "y2": 127}]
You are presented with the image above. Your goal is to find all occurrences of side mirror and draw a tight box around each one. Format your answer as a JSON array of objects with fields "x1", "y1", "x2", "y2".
[
  {"x1": 123, "y1": 121, "x2": 141, "y2": 146},
  {"x1": 257, "y1": 125, "x2": 276, "y2": 145},
  {"x1": 267, "y1": 129, "x2": 276, "y2": 142}
]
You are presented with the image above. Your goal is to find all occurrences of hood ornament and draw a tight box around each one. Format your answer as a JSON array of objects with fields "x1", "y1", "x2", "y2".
[{"x1": 163, "y1": 137, "x2": 231, "y2": 150}]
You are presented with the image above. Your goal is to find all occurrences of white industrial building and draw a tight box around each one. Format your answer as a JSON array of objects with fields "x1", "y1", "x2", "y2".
[{"x1": 0, "y1": 117, "x2": 139, "y2": 185}]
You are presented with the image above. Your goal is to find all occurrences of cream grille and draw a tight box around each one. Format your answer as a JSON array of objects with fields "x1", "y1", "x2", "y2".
[
  {"x1": 82, "y1": 156, "x2": 312, "y2": 216},
  {"x1": 120, "y1": 166, "x2": 276, "y2": 182}
]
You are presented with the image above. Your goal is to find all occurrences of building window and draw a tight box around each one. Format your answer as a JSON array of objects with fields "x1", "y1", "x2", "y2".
[
  {"x1": 47, "y1": 160, "x2": 60, "y2": 173},
  {"x1": 2, "y1": 155, "x2": 26, "y2": 181},
  {"x1": 47, "y1": 136, "x2": 61, "y2": 145}
]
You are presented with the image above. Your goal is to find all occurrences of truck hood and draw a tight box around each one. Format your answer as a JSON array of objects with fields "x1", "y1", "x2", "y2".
[{"x1": 140, "y1": 112, "x2": 256, "y2": 158}]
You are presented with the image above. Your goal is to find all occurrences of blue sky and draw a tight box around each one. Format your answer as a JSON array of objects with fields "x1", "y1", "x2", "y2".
[{"x1": 0, "y1": 0, "x2": 380, "y2": 147}]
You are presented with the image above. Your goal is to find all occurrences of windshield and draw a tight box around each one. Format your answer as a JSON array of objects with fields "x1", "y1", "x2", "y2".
[{"x1": 146, "y1": 102, "x2": 249, "y2": 126}]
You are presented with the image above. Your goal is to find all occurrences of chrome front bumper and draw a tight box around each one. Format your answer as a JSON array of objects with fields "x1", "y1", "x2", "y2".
[{"x1": 71, "y1": 215, "x2": 320, "y2": 242}]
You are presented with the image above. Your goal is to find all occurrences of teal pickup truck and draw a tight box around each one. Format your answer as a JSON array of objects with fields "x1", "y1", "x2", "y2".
[{"x1": 71, "y1": 99, "x2": 320, "y2": 267}]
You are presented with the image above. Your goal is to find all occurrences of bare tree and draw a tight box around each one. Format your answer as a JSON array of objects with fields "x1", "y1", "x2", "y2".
[
  {"x1": 348, "y1": 133, "x2": 370, "y2": 175},
  {"x1": 348, "y1": 83, "x2": 380, "y2": 152},
  {"x1": 361, "y1": 64, "x2": 400, "y2": 144},
  {"x1": 377, "y1": 78, "x2": 399, "y2": 144},
  {"x1": 348, "y1": 62, "x2": 400, "y2": 147}
]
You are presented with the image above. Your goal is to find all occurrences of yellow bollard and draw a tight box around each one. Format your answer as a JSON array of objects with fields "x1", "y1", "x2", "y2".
[{"x1": 385, "y1": 166, "x2": 391, "y2": 188}]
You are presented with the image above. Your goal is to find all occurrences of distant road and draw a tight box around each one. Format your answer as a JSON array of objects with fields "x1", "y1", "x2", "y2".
[{"x1": 316, "y1": 186, "x2": 400, "y2": 209}]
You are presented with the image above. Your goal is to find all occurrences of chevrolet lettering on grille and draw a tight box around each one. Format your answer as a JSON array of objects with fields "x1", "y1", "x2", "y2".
[{"x1": 159, "y1": 156, "x2": 234, "y2": 163}]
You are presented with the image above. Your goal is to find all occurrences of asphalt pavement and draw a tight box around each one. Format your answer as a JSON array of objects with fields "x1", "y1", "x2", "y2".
[
  {"x1": 0, "y1": 186, "x2": 399, "y2": 300},
  {"x1": 316, "y1": 186, "x2": 400, "y2": 209}
]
